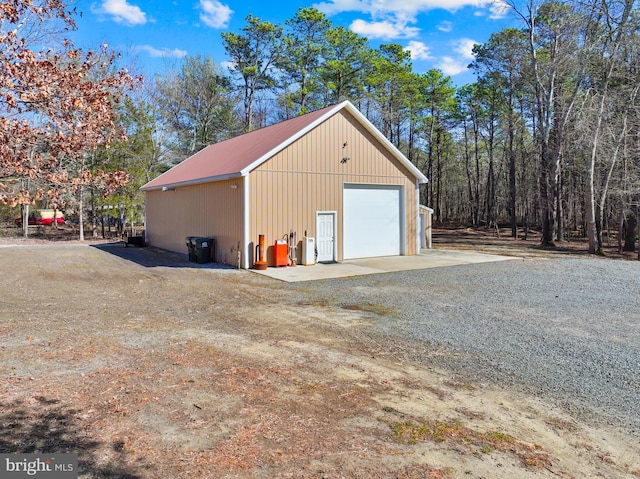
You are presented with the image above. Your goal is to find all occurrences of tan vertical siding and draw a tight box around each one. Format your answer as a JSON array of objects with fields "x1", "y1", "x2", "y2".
[
  {"x1": 250, "y1": 110, "x2": 418, "y2": 262},
  {"x1": 145, "y1": 178, "x2": 244, "y2": 266}
]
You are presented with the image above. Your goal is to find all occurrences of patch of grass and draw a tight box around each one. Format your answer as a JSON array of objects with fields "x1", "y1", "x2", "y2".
[
  {"x1": 383, "y1": 412, "x2": 552, "y2": 470},
  {"x1": 390, "y1": 420, "x2": 433, "y2": 445},
  {"x1": 443, "y1": 380, "x2": 476, "y2": 391},
  {"x1": 454, "y1": 407, "x2": 485, "y2": 420},
  {"x1": 544, "y1": 416, "x2": 578, "y2": 433},
  {"x1": 482, "y1": 430, "x2": 517, "y2": 444},
  {"x1": 295, "y1": 299, "x2": 396, "y2": 317},
  {"x1": 382, "y1": 405, "x2": 403, "y2": 415},
  {"x1": 425, "y1": 385, "x2": 450, "y2": 400},
  {"x1": 393, "y1": 464, "x2": 455, "y2": 479},
  {"x1": 341, "y1": 303, "x2": 395, "y2": 316},
  {"x1": 291, "y1": 378, "x2": 323, "y2": 395},
  {"x1": 294, "y1": 300, "x2": 328, "y2": 307}
]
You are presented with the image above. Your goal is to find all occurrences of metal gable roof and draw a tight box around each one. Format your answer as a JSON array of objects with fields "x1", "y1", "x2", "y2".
[{"x1": 141, "y1": 101, "x2": 428, "y2": 191}]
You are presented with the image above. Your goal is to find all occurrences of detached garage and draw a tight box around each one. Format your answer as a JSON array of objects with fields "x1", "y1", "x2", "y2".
[{"x1": 141, "y1": 101, "x2": 428, "y2": 268}]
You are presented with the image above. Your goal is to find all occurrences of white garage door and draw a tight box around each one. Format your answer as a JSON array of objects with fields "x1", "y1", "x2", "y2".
[{"x1": 343, "y1": 184, "x2": 403, "y2": 259}]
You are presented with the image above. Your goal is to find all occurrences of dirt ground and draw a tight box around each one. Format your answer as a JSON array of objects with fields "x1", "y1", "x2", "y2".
[
  {"x1": 431, "y1": 225, "x2": 640, "y2": 261},
  {"x1": 1, "y1": 226, "x2": 639, "y2": 478}
]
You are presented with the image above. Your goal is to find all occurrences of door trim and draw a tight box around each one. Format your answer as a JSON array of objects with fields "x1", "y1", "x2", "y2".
[{"x1": 315, "y1": 211, "x2": 337, "y2": 263}]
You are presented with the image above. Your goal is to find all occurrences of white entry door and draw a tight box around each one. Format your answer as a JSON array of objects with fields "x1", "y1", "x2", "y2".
[
  {"x1": 316, "y1": 212, "x2": 336, "y2": 263},
  {"x1": 343, "y1": 184, "x2": 403, "y2": 259}
]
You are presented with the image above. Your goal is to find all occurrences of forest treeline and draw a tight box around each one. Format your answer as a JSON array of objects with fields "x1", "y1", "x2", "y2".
[{"x1": 2, "y1": 1, "x2": 640, "y2": 252}]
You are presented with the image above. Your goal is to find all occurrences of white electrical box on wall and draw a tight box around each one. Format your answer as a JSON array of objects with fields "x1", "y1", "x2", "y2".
[{"x1": 301, "y1": 237, "x2": 316, "y2": 266}]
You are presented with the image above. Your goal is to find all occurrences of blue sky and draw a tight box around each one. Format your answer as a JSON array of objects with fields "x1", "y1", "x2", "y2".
[{"x1": 69, "y1": 0, "x2": 516, "y2": 86}]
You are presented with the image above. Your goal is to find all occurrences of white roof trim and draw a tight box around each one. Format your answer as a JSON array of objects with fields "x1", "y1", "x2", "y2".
[
  {"x1": 239, "y1": 102, "x2": 346, "y2": 176},
  {"x1": 141, "y1": 172, "x2": 243, "y2": 191}
]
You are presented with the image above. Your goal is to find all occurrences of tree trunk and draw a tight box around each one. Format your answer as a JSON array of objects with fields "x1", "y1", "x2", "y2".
[
  {"x1": 474, "y1": 124, "x2": 481, "y2": 226},
  {"x1": 435, "y1": 128, "x2": 442, "y2": 224},
  {"x1": 507, "y1": 80, "x2": 517, "y2": 238},
  {"x1": 618, "y1": 212, "x2": 624, "y2": 254},
  {"x1": 79, "y1": 186, "x2": 85, "y2": 241},
  {"x1": 556, "y1": 168, "x2": 564, "y2": 242},
  {"x1": 53, "y1": 207, "x2": 59, "y2": 230},
  {"x1": 22, "y1": 203, "x2": 29, "y2": 239},
  {"x1": 463, "y1": 119, "x2": 476, "y2": 225},
  {"x1": 623, "y1": 212, "x2": 636, "y2": 252},
  {"x1": 539, "y1": 145, "x2": 556, "y2": 246},
  {"x1": 585, "y1": 170, "x2": 598, "y2": 254},
  {"x1": 509, "y1": 149, "x2": 517, "y2": 238}
]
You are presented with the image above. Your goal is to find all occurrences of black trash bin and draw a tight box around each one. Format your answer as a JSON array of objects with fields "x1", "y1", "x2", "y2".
[
  {"x1": 185, "y1": 236, "x2": 198, "y2": 262},
  {"x1": 193, "y1": 237, "x2": 215, "y2": 264},
  {"x1": 207, "y1": 237, "x2": 216, "y2": 263}
]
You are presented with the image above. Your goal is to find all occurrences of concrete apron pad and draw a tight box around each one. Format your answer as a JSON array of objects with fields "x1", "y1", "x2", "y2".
[{"x1": 250, "y1": 248, "x2": 516, "y2": 282}]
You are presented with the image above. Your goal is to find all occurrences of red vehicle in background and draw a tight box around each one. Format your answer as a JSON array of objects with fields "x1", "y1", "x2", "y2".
[{"x1": 15, "y1": 209, "x2": 65, "y2": 226}]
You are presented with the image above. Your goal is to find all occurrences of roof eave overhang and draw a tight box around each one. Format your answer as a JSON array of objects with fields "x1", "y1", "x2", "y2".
[
  {"x1": 239, "y1": 102, "x2": 347, "y2": 176},
  {"x1": 140, "y1": 172, "x2": 244, "y2": 192}
]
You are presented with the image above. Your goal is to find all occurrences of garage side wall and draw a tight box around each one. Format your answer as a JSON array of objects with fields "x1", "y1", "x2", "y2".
[
  {"x1": 249, "y1": 110, "x2": 419, "y2": 262},
  {"x1": 145, "y1": 179, "x2": 244, "y2": 265}
]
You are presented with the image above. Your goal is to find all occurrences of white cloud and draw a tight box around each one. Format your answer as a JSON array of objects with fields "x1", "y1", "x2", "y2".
[
  {"x1": 314, "y1": 0, "x2": 494, "y2": 17},
  {"x1": 135, "y1": 45, "x2": 188, "y2": 58},
  {"x1": 313, "y1": 0, "x2": 367, "y2": 16},
  {"x1": 429, "y1": 39, "x2": 476, "y2": 76},
  {"x1": 349, "y1": 18, "x2": 420, "y2": 39},
  {"x1": 199, "y1": 0, "x2": 233, "y2": 29},
  {"x1": 437, "y1": 21, "x2": 453, "y2": 32},
  {"x1": 454, "y1": 38, "x2": 478, "y2": 59},
  {"x1": 405, "y1": 41, "x2": 433, "y2": 60},
  {"x1": 437, "y1": 56, "x2": 468, "y2": 76},
  {"x1": 313, "y1": 0, "x2": 501, "y2": 42},
  {"x1": 489, "y1": 0, "x2": 511, "y2": 19},
  {"x1": 92, "y1": 0, "x2": 147, "y2": 25}
]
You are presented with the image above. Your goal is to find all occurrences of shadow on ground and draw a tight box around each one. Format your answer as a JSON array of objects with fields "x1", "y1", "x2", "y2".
[
  {"x1": 0, "y1": 397, "x2": 150, "y2": 478},
  {"x1": 92, "y1": 242, "x2": 238, "y2": 270}
]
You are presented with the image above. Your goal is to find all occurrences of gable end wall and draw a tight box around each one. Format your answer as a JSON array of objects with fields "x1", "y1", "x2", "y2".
[{"x1": 249, "y1": 110, "x2": 419, "y2": 263}]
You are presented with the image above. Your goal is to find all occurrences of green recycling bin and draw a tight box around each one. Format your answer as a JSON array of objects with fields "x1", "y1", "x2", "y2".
[{"x1": 193, "y1": 237, "x2": 215, "y2": 264}]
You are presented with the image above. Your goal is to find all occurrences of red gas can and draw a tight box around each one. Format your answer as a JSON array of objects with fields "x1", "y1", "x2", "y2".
[{"x1": 274, "y1": 239, "x2": 288, "y2": 267}]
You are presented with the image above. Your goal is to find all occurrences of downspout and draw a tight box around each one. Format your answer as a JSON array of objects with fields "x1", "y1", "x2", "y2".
[
  {"x1": 144, "y1": 192, "x2": 147, "y2": 245},
  {"x1": 242, "y1": 174, "x2": 250, "y2": 269},
  {"x1": 416, "y1": 179, "x2": 421, "y2": 254}
]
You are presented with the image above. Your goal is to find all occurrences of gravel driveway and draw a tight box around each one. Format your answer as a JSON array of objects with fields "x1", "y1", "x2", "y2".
[{"x1": 285, "y1": 257, "x2": 640, "y2": 436}]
